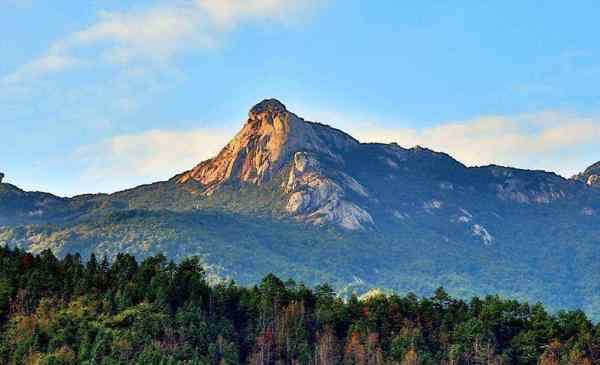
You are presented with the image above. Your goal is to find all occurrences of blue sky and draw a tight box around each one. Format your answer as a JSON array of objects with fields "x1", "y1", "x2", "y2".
[{"x1": 1, "y1": 0, "x2": 599, "y2": 196}]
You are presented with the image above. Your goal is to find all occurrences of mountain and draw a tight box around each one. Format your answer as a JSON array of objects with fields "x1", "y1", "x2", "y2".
[
  {"x1": 1, "y1": 99, "x2": 600, "y2": 318},
  {"x1": 573, "y1": 161, "x2": 600, "y2": 188},
  {"x1": 178, "y1": 99, "x2": 371, "y2": 230}
]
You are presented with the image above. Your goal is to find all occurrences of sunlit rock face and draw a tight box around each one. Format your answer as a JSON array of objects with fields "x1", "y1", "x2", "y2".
[
  {"x1": 178, "y1": 99, "x2": 371, "y2": 229},
  {"x1": 179, "y1": 99, "x2": 358, "y2": 192}
]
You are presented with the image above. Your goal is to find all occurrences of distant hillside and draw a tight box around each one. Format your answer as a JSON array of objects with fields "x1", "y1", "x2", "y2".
[{"x1": 1, "y1": 99, "x2": 599, "y2": 319}]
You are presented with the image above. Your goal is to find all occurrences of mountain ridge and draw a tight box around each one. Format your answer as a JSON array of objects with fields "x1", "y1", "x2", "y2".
[{"x1": 169, "y1": 98, "x2": 597, "y2": 230}]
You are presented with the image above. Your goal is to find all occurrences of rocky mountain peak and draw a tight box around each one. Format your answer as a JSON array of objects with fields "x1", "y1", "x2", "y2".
[
  {"x1": 175, "y1": 99, "x2": 373, "y2": 229},
  {"x1": 178, "y1": 99, "x2": 359, "y2": 195},
  {"x1": 248, "y1": 98, "x2": 287, "y2": 119}
]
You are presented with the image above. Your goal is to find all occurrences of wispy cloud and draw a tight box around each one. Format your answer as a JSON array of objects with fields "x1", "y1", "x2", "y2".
[
  {"x1": 2, "y1": 0, "x2": 320, "y2": 84},
  {"x1": 75, "y1": 127, "x2": 233, "y2": 192},
  {"x1": 346, "y1": 111, "x2": 600, "y2": 177},
  {"x1": 200, "y1": 0, "x2": 318, "y2": 28},
  {"x1": 1, "y1": 54, "x2": 83, "y2": 84}
]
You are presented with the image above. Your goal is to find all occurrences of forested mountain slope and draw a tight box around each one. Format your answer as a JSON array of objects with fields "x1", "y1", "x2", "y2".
[{"x1": 1, "y1": 99, "x2": 599, "y2": 319}]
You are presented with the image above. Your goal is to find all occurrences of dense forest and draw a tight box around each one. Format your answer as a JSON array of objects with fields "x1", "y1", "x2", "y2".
[{"x1": 0, "y1": 247, "x2": 598, "y2": 365}]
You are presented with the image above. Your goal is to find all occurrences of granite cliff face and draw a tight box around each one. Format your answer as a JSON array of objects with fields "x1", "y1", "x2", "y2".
[
  {"x1": 178, "y1": 99, "x2": 358, "y2": 188},
  {"x1": 178, "y1": 99, "x2": 372, "y2": 229},
  {"x1": 283, "y1": 151, "x2": 373, "y2": 230}
]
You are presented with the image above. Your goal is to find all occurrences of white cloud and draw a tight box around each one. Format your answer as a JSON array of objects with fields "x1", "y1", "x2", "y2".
[
  {"x1": 345, "y1": 111, "x2": 600, "y2": 177},
  {"x1": 1, "y1": 54, "x2": 83, "y2": 84},
  {"x1": 2, "y1": 0, "x2": 320, "y2": 83},
  {"x1": 66, "y1": 3, "x2": 212, "y2": 64},
  {"x1": 200, "y1": 0, "x2": 318, "y2": 28},
  {"x1": 76, "y1": 128, "x2": 232, "y2": 189}
]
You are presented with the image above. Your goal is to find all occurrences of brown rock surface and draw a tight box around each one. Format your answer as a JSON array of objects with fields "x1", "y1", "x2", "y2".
[
  {"x1": 179, "y1": 99, "x2": 358, "y2": 192},
  {"x1": 177, "y1": 99, "x2": 373, "y2": 229}
]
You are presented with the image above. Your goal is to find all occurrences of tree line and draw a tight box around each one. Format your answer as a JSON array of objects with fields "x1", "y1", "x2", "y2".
[{"x1": 0, "y1": 246, "x2": 598, "y2": 365}]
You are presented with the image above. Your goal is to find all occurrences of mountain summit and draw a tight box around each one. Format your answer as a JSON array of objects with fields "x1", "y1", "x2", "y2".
[
  {"x1": 179, "y1": 99, "x2": 358, "y2": 189},
  {"x1": 179, "y1": 99, "x2": 370, "y2": 229}
]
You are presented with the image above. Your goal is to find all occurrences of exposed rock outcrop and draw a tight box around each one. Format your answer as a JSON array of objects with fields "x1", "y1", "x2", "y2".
[
  {"x1": 283, "y1": 152, "x2": 373, "y2": 230},
  {"x1": 179, "y1": 99, "x2": 358, "y2": 194},
  {"x1": 0, "y1": 173, "x2": 4, "y2": 183},
  {"x1": 177, "y1": 99, "x2": 370, "y2": 229}
]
